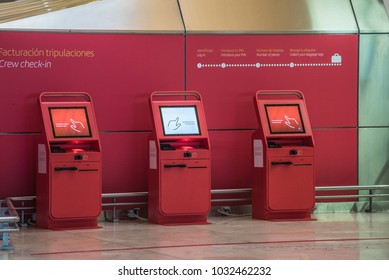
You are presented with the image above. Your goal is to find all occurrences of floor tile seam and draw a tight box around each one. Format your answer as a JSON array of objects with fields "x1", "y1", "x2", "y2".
[{"x1": 29, "y1": 236, "x2": 389, "y2": 257}]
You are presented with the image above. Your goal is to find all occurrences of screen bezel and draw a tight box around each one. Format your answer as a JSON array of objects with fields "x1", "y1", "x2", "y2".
[
  {"x1": 159, "y1": 105, "x2": 201, "y2": 136},
  {"x1": 48, "y1": 106, "x2": 92, "y2": 138},
  {"x1": 264, "y1": 104, "x2": 306, "y2": 134}
]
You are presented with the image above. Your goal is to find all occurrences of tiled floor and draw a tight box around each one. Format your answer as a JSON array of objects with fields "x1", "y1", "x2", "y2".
[{"x1": 2, "y1": 212, "x2": 389, "y2": 260}]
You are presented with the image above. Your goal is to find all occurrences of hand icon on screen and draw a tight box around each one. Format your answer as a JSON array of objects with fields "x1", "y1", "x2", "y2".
[
  {"x1": 284, "y1": 115, "x2": 299, "y2": 129},
  {"x1": 168, "y1": 117, "x2": 181, "y2": 131},
  {"x1": 70, "y1": 118, "x2": 85, "y2": 133}
]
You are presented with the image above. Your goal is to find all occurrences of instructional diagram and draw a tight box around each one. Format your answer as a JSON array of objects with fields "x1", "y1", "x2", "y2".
[
  {"x1": 196, "y1": 52, "x2": 342, "y2": 69},
  {"x1": 195, "y1": 45, "x2": 343, "y2": 69}
]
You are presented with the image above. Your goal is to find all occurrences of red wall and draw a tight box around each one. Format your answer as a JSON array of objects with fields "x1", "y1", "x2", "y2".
[
  {"x1": 0, "y1": 32, "x2": 358, "y2": 198},
  {"x1": 0, "y1": 32, "x2": 184, "y2": 197}
]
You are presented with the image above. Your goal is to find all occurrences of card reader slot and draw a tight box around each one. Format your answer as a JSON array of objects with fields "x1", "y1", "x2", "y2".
[
  {"x1": 164, "y1": 164, "x2": 187, "y2": 168},
  {"x1": 54, "y1": 167, "x2": 78, "y2": 171},
  {"x1": 271, "y1": 161, "x2": 293, "y2": 166},
  {"x1": 187, "y1": 166, "x2": 208, "y2": 169},
  {"x1": 51, "y1": 146, "x2": 66, "y2": 153}
]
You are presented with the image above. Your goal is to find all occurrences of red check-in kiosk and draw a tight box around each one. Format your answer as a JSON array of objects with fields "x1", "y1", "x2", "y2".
[
  {"x1": 36, "y1": 92, "x2": 102, "y2": 229},
  {"x1": 148, "y1": 91, "x2": 211, "y2": 225},
  {"x1": 252, "y1": 91, "x2": 315, "y2": 220}
]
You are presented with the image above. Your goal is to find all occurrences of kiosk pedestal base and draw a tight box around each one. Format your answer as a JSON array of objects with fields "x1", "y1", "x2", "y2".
[
  {"x1": 148, "y1": 215, "x2": 210, "y2": 226},
  {"x1": 253, "y1": 210, "x2": 314, "y2": 221},
  {"x1": 38, "y1": 218, "x2": 100, "y2": 230}
]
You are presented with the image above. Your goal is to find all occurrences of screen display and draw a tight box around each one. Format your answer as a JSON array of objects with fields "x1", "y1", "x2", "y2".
[
  {"x1": 265, "y1": 104, "x2": 305, "y2": 134},
  {"x1": 49, "y1": 107, "x2": 92, "y2": 138},
  {"x1": 160, "y1": 106, "x2": 200, "y2": 136}
]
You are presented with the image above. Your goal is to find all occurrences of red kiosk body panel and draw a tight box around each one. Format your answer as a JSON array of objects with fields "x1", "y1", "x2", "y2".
[
  {"x1": 50, "y1": 161, "x2": 101, "y2": 219},
  {"x1": 267, "y1": 157, "x2": 314, "y2": 211},
  {"x1": 160, "y1": 159, "x2": 210, "y2": 215},
  {"x1": 37, "y1": 92, "x2": 102, "y2": 229},
  {"x1": 148, "y1": 91, "x2": 211, "y2": 225},
  {"x1": 252, "y1": 91, "x2": 315, "y2": 220}
]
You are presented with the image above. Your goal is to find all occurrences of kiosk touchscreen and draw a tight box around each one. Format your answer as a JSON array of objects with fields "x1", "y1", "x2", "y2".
[
  {"x1": 49, "y1": 107, "x2": 92, "y2": 138},
  {"x1": 265, "y1": 104, "x2": 305, "y2": 134},
  {"x1": 160, "y1": 106, "x2": 201, "y2": 136},
  {"x1": 252, "y1": 91, "x2": 315, "y2": 220},
  {"x1": 148, "y1": 91, "x2": 211, "y2": 225},
  {"x1": 36, "y1": 92, "x2": 102, "y2": 229}
]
